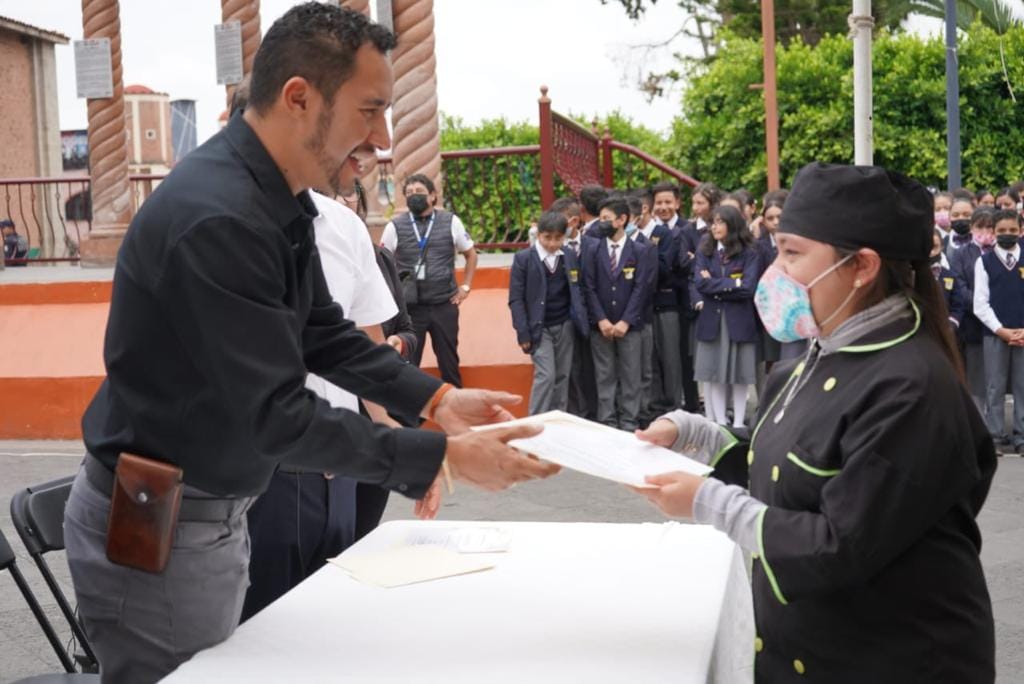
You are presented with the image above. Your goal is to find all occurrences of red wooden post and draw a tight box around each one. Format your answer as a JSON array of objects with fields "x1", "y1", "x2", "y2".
[
  {"x1": 601, "y1": 127, "x2": 614, "y2": 188},
  {"x1": 538, "y1": 85, "x2": 554, "y2": 209}
]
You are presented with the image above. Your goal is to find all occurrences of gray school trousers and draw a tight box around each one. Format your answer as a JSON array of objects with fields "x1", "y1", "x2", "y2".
[
  {"x1": 590, "y1": 327, "x2": 644, "y2": 431},
  {"x1": 982, "y1": 336, "x2": 1024, "y2": 443},
  {"x1": 649, "y1": 310, "x2": 682, "y2": 414},
  {"x1": 64, "y1": 463, "x2": 254, "y2": 683},
  {"x1": 528, "y1": 320, "x2": 575, "y2": 415}
]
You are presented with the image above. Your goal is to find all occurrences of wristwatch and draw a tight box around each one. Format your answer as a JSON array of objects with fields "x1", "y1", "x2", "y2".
[{"x1": 460, "y1": 284, "x2": 471, "y2": 293}]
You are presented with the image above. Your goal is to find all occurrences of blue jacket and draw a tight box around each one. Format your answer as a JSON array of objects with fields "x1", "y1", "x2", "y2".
[
  {"x1": 633, "y1": 232, "x2": 659, "y2": 324},
  {"x1": 949, "y1": 242, "x2": 990, "y2": 343},
  {"x1": 693, "y1": 245, "x2": 760, "y2": 344},
  {"x1": 677, "y1": 218, "x2": 709, "y2": 316},
  {"x1": 643, "y1": 223, "x2": 680, "y2": 311},
  {"x1": 509, "y1": 247, "x2": 588, "y2": 347},
  {"x1": 934, "y1": 265, "x2": 967, "y2": 327},
  {"x1": 755, "y1": 232, "x2": 778, "y2": 277},
  {"x1": 582, "y1": 236, "x2": 652, "y2": 329}
]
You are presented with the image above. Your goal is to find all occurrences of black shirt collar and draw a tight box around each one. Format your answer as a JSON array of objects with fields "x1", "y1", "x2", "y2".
[{"x1": 223, "y1": 112, "x2": 318, "y2": 228}]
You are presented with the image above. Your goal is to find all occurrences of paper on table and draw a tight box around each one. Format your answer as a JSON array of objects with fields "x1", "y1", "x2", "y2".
[
  {"x1": 472, "y1": 411, "x2": 713, "y2": 487},
  {"x1": 328, "y1": 545, "x2": 495, "y2": 588},
  {"x1": 405, "y1": 527, "x2": 512, "y2": 553}
]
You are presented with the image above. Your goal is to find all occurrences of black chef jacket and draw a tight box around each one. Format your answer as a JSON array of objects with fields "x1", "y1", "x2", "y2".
[
  {"x1": 719, "y1": 305, "x2": 996, "y2": 682},
  {"x1": 82, "y1": 113, "x2": 445, "y2": 499}
]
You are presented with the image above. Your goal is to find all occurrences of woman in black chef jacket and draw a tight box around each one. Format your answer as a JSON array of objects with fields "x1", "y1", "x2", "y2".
[{"x1": 633, "y1": 162, "x2": 996, "y2": 683}]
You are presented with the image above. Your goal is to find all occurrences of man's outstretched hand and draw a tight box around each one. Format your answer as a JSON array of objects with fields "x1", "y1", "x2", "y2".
[
  {"x1": 429, "y1": 388, "x2": 522, "y2": 435},
  {"x1": 445, "y1": 423, "x2": 561, "y2": 491}
]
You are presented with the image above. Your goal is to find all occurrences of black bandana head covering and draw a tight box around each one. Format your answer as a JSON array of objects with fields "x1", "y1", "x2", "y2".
[{"x1": 779, "y1": 162, "x2": 933, "y2": 261}]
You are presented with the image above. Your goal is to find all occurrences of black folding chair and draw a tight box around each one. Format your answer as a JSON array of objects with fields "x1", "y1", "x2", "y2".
[
  {"x1": 9, "y1": 477, "x2": 99, "y2": 674},
  {"x1": 0, "y1": 526, "x2": 98, "y2": 682}
]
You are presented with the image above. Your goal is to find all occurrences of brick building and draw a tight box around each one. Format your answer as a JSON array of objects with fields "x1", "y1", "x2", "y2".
[{"x1": 0, "y1": 15, "x2": 67, "y2": 180}]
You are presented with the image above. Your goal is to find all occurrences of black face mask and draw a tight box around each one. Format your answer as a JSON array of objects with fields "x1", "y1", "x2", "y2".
[
  {"x1": 407, "y1": 193, "x2": 430, "y2": 216},
  {"x1": 996, "y1": 234, "x2": 1019, "y2": 249},
  {"x1": 950, "y1": 219, "x2": 971, "y2": 236},
  {"x1": 592, "y1": 220, "x2": 616, "y2": 239}
]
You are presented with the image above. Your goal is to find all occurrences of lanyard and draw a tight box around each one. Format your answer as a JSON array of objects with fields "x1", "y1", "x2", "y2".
[{"x1": 411, "y1": 212, "x2": 436, "y2": 252}]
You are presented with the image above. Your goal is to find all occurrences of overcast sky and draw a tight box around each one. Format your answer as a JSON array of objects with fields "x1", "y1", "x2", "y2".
[{"x1": 1, "y1": 1, "x2": 944, "y2": 146}]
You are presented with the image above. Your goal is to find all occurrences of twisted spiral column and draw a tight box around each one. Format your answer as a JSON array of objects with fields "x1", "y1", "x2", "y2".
[
  {"x1": 79, "y1": 0, "x2": 131, "y2": 266},
  {"x1": 390, "y1": 0, "x2": 442, "y2": 207},
  {"x1": 221, "y1": 0, "x2": 261, "y2": 106}
]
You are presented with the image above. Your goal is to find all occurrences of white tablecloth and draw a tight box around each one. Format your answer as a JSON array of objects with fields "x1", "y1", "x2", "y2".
[{"x1": 163, "y1": 521, "x2": 754, "y2": 683}]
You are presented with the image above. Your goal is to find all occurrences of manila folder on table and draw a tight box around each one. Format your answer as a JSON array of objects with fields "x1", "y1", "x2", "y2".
[{"x1": 471, "y1": 410, "x2": 713, "y2": 487}]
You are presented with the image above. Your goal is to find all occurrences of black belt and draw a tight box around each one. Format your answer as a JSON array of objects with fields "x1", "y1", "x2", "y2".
[{"x1": 83, "y1": 454, "x2": 253, "y2": 523}]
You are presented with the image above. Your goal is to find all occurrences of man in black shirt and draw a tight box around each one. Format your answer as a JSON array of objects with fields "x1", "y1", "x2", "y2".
[{"x1": 63, "y1": 5, "x2": 557, "y2": 682}]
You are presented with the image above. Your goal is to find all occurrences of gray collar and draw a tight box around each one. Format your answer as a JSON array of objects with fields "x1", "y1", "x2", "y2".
[{"x1": 818, "y1": 294, "x2": 912, "y2": 355}]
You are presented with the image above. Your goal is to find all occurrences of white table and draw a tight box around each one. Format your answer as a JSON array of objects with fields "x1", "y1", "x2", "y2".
[{"x1": 163, "y1": 521, "x2": 754, "y2": 683}]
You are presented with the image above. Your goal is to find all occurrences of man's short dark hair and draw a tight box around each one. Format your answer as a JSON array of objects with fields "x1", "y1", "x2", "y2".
[
  {"x1": 650, "y1": 181, "x2": 680, "y2": 200},
  {"x1": 403, "y1": 173, "x2": 436, "y2": 196},
  {"x1": 579, "y1": 185, "x2": 609, "y2": 216},
  {"x1": 228, "y1": 75, "x2": 251, "y2": 118},
  {"x1": 248, "y1": 3, "x2": 396, "y2": 114},
  {"x1": 625, "y1": 195, "x2": 642, "y2": 220},
  {"x1": 537, "y1": 211, "x2": 568, "y2": 236},
  {"x1": 951, "y1": 187, "x2": 975, "y2": 204},
  {"x1": 548, "y1": 196, "x2": 580, "y2": 215},
  {"x1": 630, "y1": 187, "x2": 653, "y2": 208},
  {"x1": 992, "y1": 208, "x2": 1022, "y2": 227},
  {"x1": 599, "y1": 197, "x2": 629, "y2": 220},
  {"x1": 730, "y1": 188, "x2": 756, "y2": 209}
]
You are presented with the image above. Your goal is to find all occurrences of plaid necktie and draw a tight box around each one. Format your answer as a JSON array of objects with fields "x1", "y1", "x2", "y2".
[
  {"x1": 609, "y1": 243, "x2": 620, "y2": 272},
  {"x1": 1007, "y1": 252, "x2": 1017, "y2": 269}
]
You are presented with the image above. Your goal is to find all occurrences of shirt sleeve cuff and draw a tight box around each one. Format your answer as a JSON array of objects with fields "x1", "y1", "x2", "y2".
[
  {"x1": 380, "y1": 427, "x2": 447, "y2": 499},
  {"x1": 390, "y1": 363, "x2": 445, "y2": 419}
]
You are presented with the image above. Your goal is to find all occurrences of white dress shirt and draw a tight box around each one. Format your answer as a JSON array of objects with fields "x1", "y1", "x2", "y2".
[
  {"x1": 973, "y1": 243, "x2": 1022, "y2": 333},
  {"x1": 534, "y1": 241, "x2": 564, "y2": 272},
  {"x1": 306, "y1": 191, "x2": 399, "y2": 410}
]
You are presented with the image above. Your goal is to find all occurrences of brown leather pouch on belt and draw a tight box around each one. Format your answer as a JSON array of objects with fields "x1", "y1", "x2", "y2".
[{"x1": 106, "y1": 453, "x2": 183, "y2": 574}]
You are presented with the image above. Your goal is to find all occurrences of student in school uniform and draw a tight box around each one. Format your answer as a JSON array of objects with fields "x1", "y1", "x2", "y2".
[
  {"x1": 645, "y1": 182, "x2": 684, "y2": 416},
  {"x1": 509, "y1": 211, "x2": 589, "y2": 415},
  {"x1": 994, "y1": 186, "x2": 1020, "y2": 212},
  {"x1": 931, "y1": 229, "x2": 967, "y2": 331},
  {"x1": 973, "y1": 208, "x2": 1024, "y2": 453},
  {"x1": 551, "y1": 196, "x2": 598, "y2": 420},
  {"x1": 951, "y1": 207, "x2": 996, "y2": 411},
  {"x1": 692, "y1": 204, "x2": 761, "y2": 428},
  {"x1": 582, "y1": 196, "x2": 653, "y2": 431},
  {"x1": 945, "y1": 197, "x2": 976, "y2": 265},
  {"x1": 628, "y1": 191, "x2": 662, "y2": 427},
  {"x1": 678, "y1": 182, "x2": 724, "y2": 413},
  {"x1": 579, "y1": 184, "x2": 609, "y2": 237}
]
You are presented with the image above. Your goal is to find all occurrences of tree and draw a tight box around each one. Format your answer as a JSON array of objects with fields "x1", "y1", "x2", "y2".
[
  {"x1": 883, "y1": 0, "x2": 1023, "y2": 33},
  {"x1": 666, "y1": 23, "x2": 1024, "y2": 197}
]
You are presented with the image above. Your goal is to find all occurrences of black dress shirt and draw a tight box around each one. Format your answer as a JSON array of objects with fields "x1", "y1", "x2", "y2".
[{"x1": 82, "y1": 113, "x2": 445, "y2": 499}]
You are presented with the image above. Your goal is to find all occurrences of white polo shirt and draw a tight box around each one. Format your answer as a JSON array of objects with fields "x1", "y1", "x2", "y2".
[
  {"x1": 380, "y1": 212, "x2": 475, "y2": 253},
  {"x1": 306, "y1": 191, "x2": 398, "y2": 411}
]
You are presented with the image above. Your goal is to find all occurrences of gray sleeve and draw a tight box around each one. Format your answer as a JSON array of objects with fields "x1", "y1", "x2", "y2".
[
  {"x1": 692, "y1": 477, "x2": 766, "y2": 554},
  {"x1": 658, "y1": 410, "x2": 737, "y2": 466}
]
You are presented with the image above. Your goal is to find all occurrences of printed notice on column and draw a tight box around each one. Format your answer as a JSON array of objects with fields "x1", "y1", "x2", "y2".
[
  {"x1": 74, "y1": 38, "x2": 113, "y2": 99},
  {"x1": 214, "y1": 21, "x2": 244, "y2": 86}
]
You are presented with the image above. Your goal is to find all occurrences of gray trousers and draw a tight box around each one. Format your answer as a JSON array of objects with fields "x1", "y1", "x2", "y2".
[
  {"x1": 638, "y1": 324, "x2": 655, "y2": 424},
  {"x1": 649, "y1": 310, "x2": 682, "y2": 414},
  {"x1": 528, "y1": 320, "x2": 575, "y2": 415},
  {"x1": 64, "y1": 467, "x2": 254, "y2": 683},
  {"x1": 590, "y1": 328, "x2": 644, "y2": 430},
  {"x1": 982, "y1": 336, "x2": 1024, "y2": 443}
]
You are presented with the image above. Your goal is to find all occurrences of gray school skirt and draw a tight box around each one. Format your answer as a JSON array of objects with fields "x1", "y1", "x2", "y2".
[{"x1": 695, "y1": 314, "x2": 757, "y2": 385}]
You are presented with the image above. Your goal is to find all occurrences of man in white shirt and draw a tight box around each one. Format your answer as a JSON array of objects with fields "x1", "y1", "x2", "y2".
[
  {"x1": 972, "y1": 208, "x2": 1024, "y2": 452},
  {"x1": 381, "y1": 174, "x2": 476, "y2": 386}
]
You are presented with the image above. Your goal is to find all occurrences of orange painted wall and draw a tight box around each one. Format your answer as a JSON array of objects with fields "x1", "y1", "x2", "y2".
[{"x1": 0, "y1": 267, "x2": 534, "y2": 438}]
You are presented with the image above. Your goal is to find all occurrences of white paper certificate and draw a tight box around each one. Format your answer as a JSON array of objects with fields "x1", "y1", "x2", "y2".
[{"x1": 472, "y1": 411, "x2": 713, "y2": 487}]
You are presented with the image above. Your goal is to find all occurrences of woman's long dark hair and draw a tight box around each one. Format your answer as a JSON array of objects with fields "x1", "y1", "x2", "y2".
[
  {"x1": 701, "y1": 205, "x2": 753, "y2": 260},
  {"x1": 836, "y1": 248, "x2": 965, "y2": 383}
]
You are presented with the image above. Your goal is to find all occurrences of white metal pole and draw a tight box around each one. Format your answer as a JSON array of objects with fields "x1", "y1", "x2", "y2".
[{"x1": 851, "y1": 0, "x2": 874, "y2": 165}]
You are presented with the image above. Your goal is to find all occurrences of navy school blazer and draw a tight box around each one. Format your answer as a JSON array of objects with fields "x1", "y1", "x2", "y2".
[
  {"x1": 949, "y1": 242, "x2": 990, "y2": 343},
  {"x1": 508, "y1": 247, "x2": 589, "y2": 348},
  {"x1": 581, "y1": 236, "x2": 653, "y2": 329},
  {"x1": 934, "y1": 265, "x2": 967, "y2": 327},
  {"x1": 633, "y1": 232, "x2": 660, "y2": 325},
  {"x1": 693, "y1": 245, "x2": 760, "y2": 344}
]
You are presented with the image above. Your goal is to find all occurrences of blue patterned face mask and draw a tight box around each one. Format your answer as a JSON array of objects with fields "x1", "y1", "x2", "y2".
[{"x1": 754, "y1": 255, "x2": 854, "y2": 343}]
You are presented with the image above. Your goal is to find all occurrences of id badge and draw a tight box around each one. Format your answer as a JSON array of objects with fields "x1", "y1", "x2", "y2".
[{"x1": 416, "y1": 260, "x2": 427, "y2": 281}]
